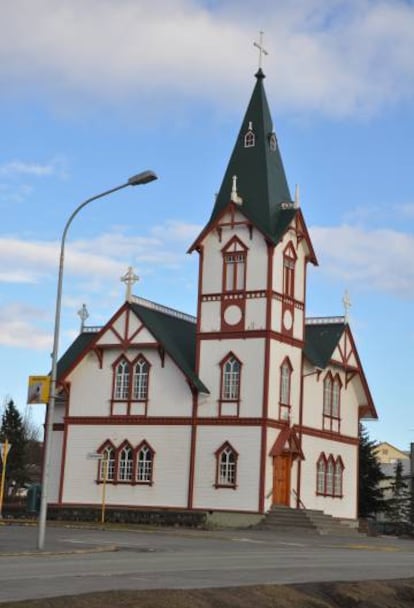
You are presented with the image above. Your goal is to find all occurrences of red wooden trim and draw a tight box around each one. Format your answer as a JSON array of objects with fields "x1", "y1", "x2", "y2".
[
  {"x1": 258, "y1": 240, "x2": 274, "y2": 513},
  {"x1": 295, "y1": 424, "x2": 358, "y2": 445},
  {"x1": 198, "y1": 329, "x2": 304, "y2": 349},
  {"x1": 53, "y1": 423, "x2": 65, "y2": 431}
]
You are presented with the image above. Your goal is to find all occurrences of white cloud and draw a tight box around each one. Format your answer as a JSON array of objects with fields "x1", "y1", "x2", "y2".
[
  {"x1": 0, "y1": 158, "x2": 68, "y2": 179},
  {"x1": 311, "y1": 224, "x2": 414, "y2": 298},
  {"x1": 1, "y1": 1, "x2": 414, "y2": 117},
  {"x1": 0, "y1": 220, "x2": 199, "y2": 286},
  {"x1": 0, "y1": 304, "x2": 51, "y2": 349}
]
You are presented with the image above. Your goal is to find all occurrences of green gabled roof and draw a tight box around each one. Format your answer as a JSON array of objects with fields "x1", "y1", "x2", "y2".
[
  {"x1": 130, "y1": 302, "x2": 209, "y2": 394},
  {"x1": 208, "y1": 69, "x2": 296, "y2": 243},
  {"x1": 304, "y1": 321, "x2": 345, "y2": 369},
  {"x1": 56, "y1": 332, "x2": 97, "y2": 380}
]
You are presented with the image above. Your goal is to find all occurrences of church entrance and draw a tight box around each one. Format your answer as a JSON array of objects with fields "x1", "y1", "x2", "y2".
[{"x1": 272, "y1": 454, "x2": 291, "y2": 506}]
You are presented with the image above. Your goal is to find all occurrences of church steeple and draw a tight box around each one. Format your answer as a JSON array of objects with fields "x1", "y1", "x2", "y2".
[{"x1": 208, "y1": 70, "x2": 295, "y2": 243}]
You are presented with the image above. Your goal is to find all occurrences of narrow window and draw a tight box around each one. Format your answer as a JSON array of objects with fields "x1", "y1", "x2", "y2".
[
  {"x1": 334, "y1": 457, "x2": 344, "y2": 497},
  {"x1": 115, "y1": 359, "x2": 130, "y2": 400},
  {"x1": 316, "y1": 454, "x2": 326, "y2": 495},
  {"x1": 323, "y1": 376, "x2": 332, "y2": 416},
  {"x1": 222, "y1": 355, "x2": 241, "y2": 400},
  {"x1": 216, "y1": 443, "x2": 238, "y2": 487},
  {"x1": 133, "y1": 357, "x2": 149, "y2": 400},
  {"x1": 279, "y1": 358, "x2": 292, "y2": 421},
  {"x1": 283, "y1": 244, "x2": 296, "y2": 298},
  {"x1": 222, "y1": 237, "x2": 248, "y2": 293},
  {"x1": 97, "y1": 442, "x2": 116, "y2": 482},
  {"x1": 332, "y1": 378, "x2": 340, "y2": 418},
  {"x1": 326, "y1": 457, "x2": 335, "y2": 496},
  {"x1": 100, "y1": 445, "x2": 115, "y2": 481},
  {"x1": 118, "y1": 444, "x2": 133, "y2": 481},
  {"x1": 136, "y1": 443, "x2": 154, "y2": 483},
  {"x1": 244, "y1": 122, "x2": 255, "y2": 148}
]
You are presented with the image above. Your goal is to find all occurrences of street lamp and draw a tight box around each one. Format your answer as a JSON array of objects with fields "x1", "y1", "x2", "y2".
[{"x1": 37, "y1": 170, "x2": 158, "y2": 550}]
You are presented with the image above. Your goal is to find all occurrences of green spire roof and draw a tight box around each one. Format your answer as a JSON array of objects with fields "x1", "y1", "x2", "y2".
[{"x1": 209, "y1": 69, "x2": 296, "y2": 242}]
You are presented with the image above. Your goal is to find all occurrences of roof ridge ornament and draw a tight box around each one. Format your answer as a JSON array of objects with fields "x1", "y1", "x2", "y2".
[
  {"x1": 343, "y1": 290, "x2": 351, "y2": 323},
  {"x1": 231, "y1": 175, "x2": 243, "y2": 205},
  {"x1": 253, "y1": 31, "x2": 268, "y2": 71},
  {"x1": 77, "y1": 303, "x2": 89, "y2": 333},
  {"x1": 294, "y1": 184, "x2": 300, "y2": 209},
  {"x1": 121, "y1": 266, "x2": 139, "y2": 302}
]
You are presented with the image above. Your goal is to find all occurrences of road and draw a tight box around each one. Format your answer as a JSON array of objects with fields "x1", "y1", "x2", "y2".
[{"x1": 1, "y1": 524, "x2": 414, "y2": 603}]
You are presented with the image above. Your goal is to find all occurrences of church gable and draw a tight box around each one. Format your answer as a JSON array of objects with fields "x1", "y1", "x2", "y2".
[{"x1": 95, "y1": 307, "x2": 158, "y2": 347}]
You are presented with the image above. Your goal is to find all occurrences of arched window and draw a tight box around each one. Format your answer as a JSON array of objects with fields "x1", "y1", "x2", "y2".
[
  {"x1": 115, "y1": 358, "x2": 130, "y2": 400},
  {"x1": 279, "y1": 358, "x2": 293, "y2": 421},
  {"x1": 283, "y1": 243, "x2": 297, "y2": 298},
  {"x1": 97, "y1": 441, "x2": 116, "y2": 482},
  {"x1": 118, "y1": 443, "x2": 133, "y2": 481},
  {"x1": 316, "y1": 454, "x2": 326, "y2": 495},
  {"x1": 136, "y1": 442, "x2": 154, "y2": 483},
  {"x1": 244, "y1": 122, "x2": 255, "y2": 148},
  {"x1": 222, "y1": 237, "x2": 248, "y2": 293},
  {"x1": 316, "y1": 453, "x2": 344, "y2": 498},
  {"x1": 326, "y1": 456, "x2": 335, "y2": 496},
  {"x1": 323, "y1": 375, "x2": 332, "y2": 415},
  {"x1": 133, "y1": 356, "x2": 149, "y2": 400},
  {"x1": 334, "y1": 457, "x2": 344, "y2": 497},
  {"x1": 221, "y1": 354, "x2": 241, "y2": 401},
  {"x1": 216, "y1": 443, "x2": 238, "y2": 487},
  {"x1": 323, "y1": 373, "x2": 341, "y2": 432}
]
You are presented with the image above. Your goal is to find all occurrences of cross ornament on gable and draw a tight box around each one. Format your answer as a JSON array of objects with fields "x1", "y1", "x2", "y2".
[
  {"x1": 253, "y1": 31, "x2": 268, "y2": 70},
  {"x1": 121, "y1": 266, "x2": 139, "y2": 302}
]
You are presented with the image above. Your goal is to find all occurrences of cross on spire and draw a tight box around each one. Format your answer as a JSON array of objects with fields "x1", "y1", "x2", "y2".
[
  {"x1": 121, "y1": 266, "x2": 139, "y2": 302},
  {"x1": 253, "y1": 31, "x2": 268, "y2": 70}
]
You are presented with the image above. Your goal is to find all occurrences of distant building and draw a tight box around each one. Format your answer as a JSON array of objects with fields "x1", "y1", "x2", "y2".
[{"x1": 46, "y1": 68, "x2": 377, "y2": 524}]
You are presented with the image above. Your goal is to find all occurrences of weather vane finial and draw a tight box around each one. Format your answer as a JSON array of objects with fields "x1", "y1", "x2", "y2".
[
  {"x1": 253, "y1": 31, "x2": 268, "y2": 70},
  {"x1": 77, "y1": 303, "x2": 89, "y2": 333}
]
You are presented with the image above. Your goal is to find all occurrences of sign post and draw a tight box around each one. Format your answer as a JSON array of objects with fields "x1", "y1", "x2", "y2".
[
  {"x1": 0, "y1": 440, "x2": 12, "y2": 519},
  {"x1": 87, "y1": 452, "x2": 107, "y2": 525}
]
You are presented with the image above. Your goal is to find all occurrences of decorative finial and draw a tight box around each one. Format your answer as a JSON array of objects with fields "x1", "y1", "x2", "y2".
[
  {"x1": 253, "y1": 31, "x2": 268, "y2": 70},
  {"x1": 294, "y1": 184, "x2": 300, "y2": 209},
  {"x1": 77, "y1": 303, "x2": 89, "y2": 333},
  {"x1": 231, "y1": 175, "x2": 243, "y2": 205},
  {"x1": 343, "y1": 290, "x2": 351, "y2": 323},
  {"x1": 121, "y1": 266, "x2": 139, "y2": 302}
]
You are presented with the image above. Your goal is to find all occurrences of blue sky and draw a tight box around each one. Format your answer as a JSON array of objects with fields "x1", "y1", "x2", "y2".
[{"x1": 1, "y1": 0, "x2": 413, "y2": 449}]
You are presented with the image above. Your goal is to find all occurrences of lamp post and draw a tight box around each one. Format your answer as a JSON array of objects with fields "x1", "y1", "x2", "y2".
[{"x1": 37, "y1": 171, "x2": 158, "y2": 550}]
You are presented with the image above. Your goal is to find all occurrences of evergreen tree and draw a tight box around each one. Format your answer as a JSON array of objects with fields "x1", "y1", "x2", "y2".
[
  {"x1": 358, "y1": 424, "x2": 386, "y2": 517},
  {"x1": 387, "y1": 460, "x2": 412, "y2": 527},
  {"x1": 0, "y1": 399, "x2": 29, "y2": 496}
]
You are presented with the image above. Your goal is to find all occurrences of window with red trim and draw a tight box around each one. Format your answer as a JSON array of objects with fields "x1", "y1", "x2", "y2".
[
  {"x1": 112, "y1": 354, "x2": 150, "y2": 413},
  {"x1": 279, "y1": 357, "x2": 292, "y2": 421},
  {"x1": 316, "y1": 452, "x2": 344, "y2": 497},
  {"x1": 323, "y1": 373, "x2": 342, "y2": 432},
  {"x1": 98, "y1": 441, "x2": 116, "y2": 482},
  {"x1": 136, "y1": 441, "x2": 154, "y2": 484},
  {"x1": 215, "y1": 442, "x2": 238, "y2": 487},
  {"x1": 118, "y1": 442, "x2": 133, "y2": 482},
  {"x1": 96, "y1": 439, "x2": 156, "y2": 485},
  {"x1": 221, "y1": 354, "x2": 241, "y2": 401},
  {"x1": 283, "y1": 243, "x2": 297, "y2": 298},
  {"x1": 222, "y1": 237, "x2": 247, "y2": 292}
]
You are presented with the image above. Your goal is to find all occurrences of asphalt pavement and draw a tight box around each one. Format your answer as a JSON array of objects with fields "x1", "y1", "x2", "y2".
[{"x1": 1, "y1": 522, "x2": 414, "y2": 603}]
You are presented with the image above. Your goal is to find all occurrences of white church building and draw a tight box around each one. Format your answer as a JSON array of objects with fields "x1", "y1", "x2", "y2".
[{"x1": 47, "y1": 68, "x2": 377, "y2": 524}]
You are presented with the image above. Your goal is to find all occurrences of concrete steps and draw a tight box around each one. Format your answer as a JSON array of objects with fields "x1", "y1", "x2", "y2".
[{"x1": 258, "y1": 505, "x2": 361, "y2": 536}]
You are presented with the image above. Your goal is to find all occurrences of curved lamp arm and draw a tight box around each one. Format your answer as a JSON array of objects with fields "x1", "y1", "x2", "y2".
[{"x1": 37, "y1": 170, "x2": 157, "y2": 550}]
